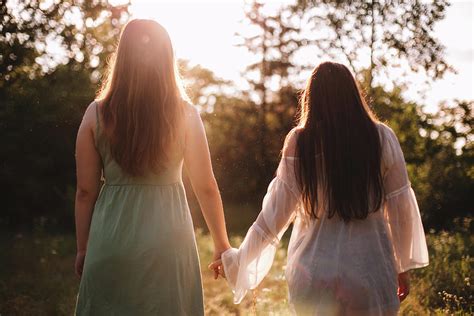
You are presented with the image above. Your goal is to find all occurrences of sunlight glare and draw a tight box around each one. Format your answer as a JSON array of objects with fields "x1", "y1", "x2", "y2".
[{"x1": 127, "y1": 0, "x2": 249, "y2": 83}]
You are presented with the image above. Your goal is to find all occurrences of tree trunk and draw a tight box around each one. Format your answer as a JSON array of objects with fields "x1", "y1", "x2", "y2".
[
  {"x1": 369, "y1": 0, "x2": 377, "y2": 99},
  {"x1": 258, "y1": 21, "x2": 268, "y2": 188}
]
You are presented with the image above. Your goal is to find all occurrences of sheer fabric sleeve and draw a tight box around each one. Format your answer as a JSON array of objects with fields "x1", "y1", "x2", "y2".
[
  {"x1": 222, "y1": 157, "x2": 300, "y2": 304},
  {"x1": 382, "y1": 125, "x2": 429, "y2": 273}
]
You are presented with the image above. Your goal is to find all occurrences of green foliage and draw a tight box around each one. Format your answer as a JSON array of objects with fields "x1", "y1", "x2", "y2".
[
  {"x1": 0, "y1": 0, "x2": 129, "y2": 86},
  {"x1": 230, "y1": 1, "x2": 302, "y2": 193},
  {"x1": 0, "y1": 65, "x2": 95, "y2": 229},
  {"x1": 293, "y1": 0, "x2": 452, "y2": 91},
  {"x1": 0, "y1": 0, "x2": 128, "y2": 229},
  {"x1": 420, "y1": 101, "x2": 474, "y2": 228},
  {"x1": 0, "y1": 232, "x2": 78, "y2": 315},
  {"x1": 369, "y1": 83, "x2": 473, "y2": 229},
  {"x1": 180, "y1": 58, "x2": 297, "y2": 202},
  {"x1": 401, "y1": 220, "x2": 473, "y2": 315}
]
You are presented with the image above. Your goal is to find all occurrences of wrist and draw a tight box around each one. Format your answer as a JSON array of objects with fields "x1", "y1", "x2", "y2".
[{"x1": 214, "y1": 241, "x2": 231, "y2": 253}]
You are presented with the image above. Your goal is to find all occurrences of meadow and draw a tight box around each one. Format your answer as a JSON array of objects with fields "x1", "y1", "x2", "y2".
[{"x1": 0, "y1": 222, "x2": 471, "y2": 315}]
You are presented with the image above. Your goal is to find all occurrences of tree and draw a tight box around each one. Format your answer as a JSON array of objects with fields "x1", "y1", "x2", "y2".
[
  {"x1": 178, "y1": 59, "x2": 233, "y2": 112},
  {"x1": 237, "y1": 0, "x2": 303, "y2": 191},
  {"x1": 0, "y1": 0, "x2": 129, "y2": 89},
  {"x1": 372, "y1": 81, "x2": 473, "y2": 229},
  {"x1": 293, "y1": 0, "x2": 451, "y2": 97},
  {"x1": 0, "y1": 0, "x2": 130, "y2": 230},
  {"x1": 419, "y1": 100, "x2": 473, "y2": 229}
]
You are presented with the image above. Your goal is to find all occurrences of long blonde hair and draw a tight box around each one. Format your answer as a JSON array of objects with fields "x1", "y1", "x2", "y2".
[{"x1": 97, "y1": 19, "x2": 186, "y2": 177}]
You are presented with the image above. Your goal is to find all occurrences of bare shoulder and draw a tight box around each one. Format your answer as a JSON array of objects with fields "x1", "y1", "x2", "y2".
[
  {"x1": 184, "y1": 101, "x2": 198, "y2": 115},
  {"x1": 282, "y1": 127, "x2": 303, "y2": 157},
  {"x1": 81, "y1": 100, "x2": 99, "y2": 129},
  {"x1": 184, "y1": 102, "x2": 202, "y2": 127}
]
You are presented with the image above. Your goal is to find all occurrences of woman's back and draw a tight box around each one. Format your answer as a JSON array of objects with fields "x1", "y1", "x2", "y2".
[
  {"x1": 221, "y1": 122, "x2": 429, "y2": 316},
  {"x1": 76, "y1": 101, "x2": 205, "y2": 315},
  {"x1": 94, "y1": 101, "x2": 185, "y2": 187},
  {"x1": 217, "y1": 62, "x2": 428, "y2": 315},
  {"x1": 75, "y1": 19, "x2": 230, "y2": 316},
  {"x1": 285, "y1": 123, "x2": 426, "y2": 315}
]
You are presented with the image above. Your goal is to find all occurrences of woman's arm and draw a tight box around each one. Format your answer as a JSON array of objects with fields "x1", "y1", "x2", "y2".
[
  {"x1": 210, "y1": 130, "x2": 301, "y2": 303},
  {"x1": 184, "y1": 105, "x2": 230, "y2": 265},
  {"x1": 381, "y1": 125, "x2": 428, "y2": 301},
  {"x1": 74, "y1": 103, "x2": 102, "y2": 276}
]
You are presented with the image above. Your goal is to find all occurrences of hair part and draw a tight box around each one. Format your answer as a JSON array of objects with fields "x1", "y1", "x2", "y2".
[
  {"x1": 97, "y1": 19, "x2": 187, "y2": 177},
  {"x1": 295, "y1": 61, "x2": 383, "y2": 222}
]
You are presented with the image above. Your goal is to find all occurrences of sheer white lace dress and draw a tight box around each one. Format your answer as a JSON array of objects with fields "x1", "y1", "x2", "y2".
[{"x1": 221, "y1": 123, "x2": 429, "y2": 315}]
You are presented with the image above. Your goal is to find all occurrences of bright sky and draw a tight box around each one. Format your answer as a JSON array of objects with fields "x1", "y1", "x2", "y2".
[{"x1": 127, "y1": 0, "x2": 473, "y2": 111}]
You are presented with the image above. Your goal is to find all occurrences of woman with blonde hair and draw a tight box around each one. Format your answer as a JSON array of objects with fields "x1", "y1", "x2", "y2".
[{"x1": 74, "y1": 19, "x2": 230, "y2": 315}]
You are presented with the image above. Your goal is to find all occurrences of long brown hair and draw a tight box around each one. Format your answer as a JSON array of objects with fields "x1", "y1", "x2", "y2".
[
  {"x1": 97, "y1": 19, "x2": 186, "y2": 177},
  {"x1": 295, "y1": 62, "x2": 383, "y2": 222}
]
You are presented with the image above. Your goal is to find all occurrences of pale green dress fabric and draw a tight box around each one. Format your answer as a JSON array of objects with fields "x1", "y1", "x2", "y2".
[{"x1": 75, "y1": 102, "x2": 204, "y2": 315}]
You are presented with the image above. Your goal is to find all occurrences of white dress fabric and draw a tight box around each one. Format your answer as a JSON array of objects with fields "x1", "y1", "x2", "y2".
[{"x1": 222, "y1": 123, "x2": 429, "y2": 315}]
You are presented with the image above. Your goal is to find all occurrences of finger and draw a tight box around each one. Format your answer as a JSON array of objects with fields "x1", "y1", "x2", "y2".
[
  {"x1": 208, "y1": 260, "x2": 222, "y2": 270},
  {"x1": 398, "y1": 290, "x2": 408, "y2": 302},
  {"x1": 218, "y1": 268, "x2": 226, "y2": 279},
  {"x1": 404, "y1": 289, "x2": 409, "y2": 299},
  {"x1": 208, "y1": 263, "x2": 215, "y2": 270}
]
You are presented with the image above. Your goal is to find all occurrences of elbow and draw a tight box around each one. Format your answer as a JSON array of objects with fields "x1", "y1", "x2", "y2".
[
  {"x1": 76, "y1": 187, "x2": 98, "y2": 202},
  {"x1": 195, "y1": 179, "x2": 220, "y2": 199}
]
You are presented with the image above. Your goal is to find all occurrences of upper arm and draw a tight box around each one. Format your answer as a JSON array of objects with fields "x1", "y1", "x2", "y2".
[
  {"x1": 75, "y1": 102, "x2": 102, "y2": 196},
  {"x1": 381, "y1": 124, "x2": 410, "y2": 197},
  {"x1": 254, "y1": 128, "x2": 302, "y2": 237},
  {"x1": 278, "y1": 128, "x2": 302, "y2": 196},
  {"x1": 282, "y1": 128, "x2": 301, "y2": 158},
  {"x1": 183, "y1": 104, "x2": 217, "y2": 191}
]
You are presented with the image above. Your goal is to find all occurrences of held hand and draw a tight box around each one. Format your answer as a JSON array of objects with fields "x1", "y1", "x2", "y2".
[
  {"x1": 208, "y1": 259, "x2": 225, "y2": 280},
  {"x1": 75, "y1": 251, "x2": 86, "y2": 278},
  {"x1": 397, "y1": 271, "x2": 410, "y2": 302},
  {"x1": 211, "y1": 243, "x2": 230, "y2": 280}
]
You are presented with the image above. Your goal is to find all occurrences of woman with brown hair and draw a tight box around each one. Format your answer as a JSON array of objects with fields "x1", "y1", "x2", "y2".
[
  {"x1": 74, "y1": 19, "x2": 230, "y2": 315},
  {"x1": 211, "y1": 62, "x2": 429, "y2": 315}
]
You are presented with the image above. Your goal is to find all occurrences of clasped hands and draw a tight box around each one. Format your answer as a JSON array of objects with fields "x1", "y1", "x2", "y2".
[
  {"x1": 208, "y1": 259, "x2": 225, "y2": 280},
  {"x1": 208, "y1": 249, "x2": 227, "y2": 280}
]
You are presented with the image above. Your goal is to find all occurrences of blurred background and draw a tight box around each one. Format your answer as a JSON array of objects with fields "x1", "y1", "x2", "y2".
[{"x1": 0, "y1": 0, "x2": 472, "y2": 314}]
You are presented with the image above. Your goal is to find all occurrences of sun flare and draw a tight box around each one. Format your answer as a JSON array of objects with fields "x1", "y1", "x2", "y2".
[{"x1": 121, "y1": 0, "x2": 249, "y2": 82}]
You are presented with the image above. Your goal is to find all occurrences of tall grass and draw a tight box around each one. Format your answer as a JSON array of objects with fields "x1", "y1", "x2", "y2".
[{"x1": 0, "y1": 225, "x2": 472, "y2": 315}]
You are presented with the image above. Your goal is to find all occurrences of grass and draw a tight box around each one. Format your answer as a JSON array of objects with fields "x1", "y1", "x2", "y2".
[{"x1": 0, "y1": 225, "x2": 472, "y2": 315}]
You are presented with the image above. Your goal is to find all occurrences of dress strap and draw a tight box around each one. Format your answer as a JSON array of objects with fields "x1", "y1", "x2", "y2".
[
  {"x1": 94, "y1": 101, "x2": 100, "y2": 147},
  {"x1": 95, "y1": 101, "x2": 100, "y2": 131}
]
